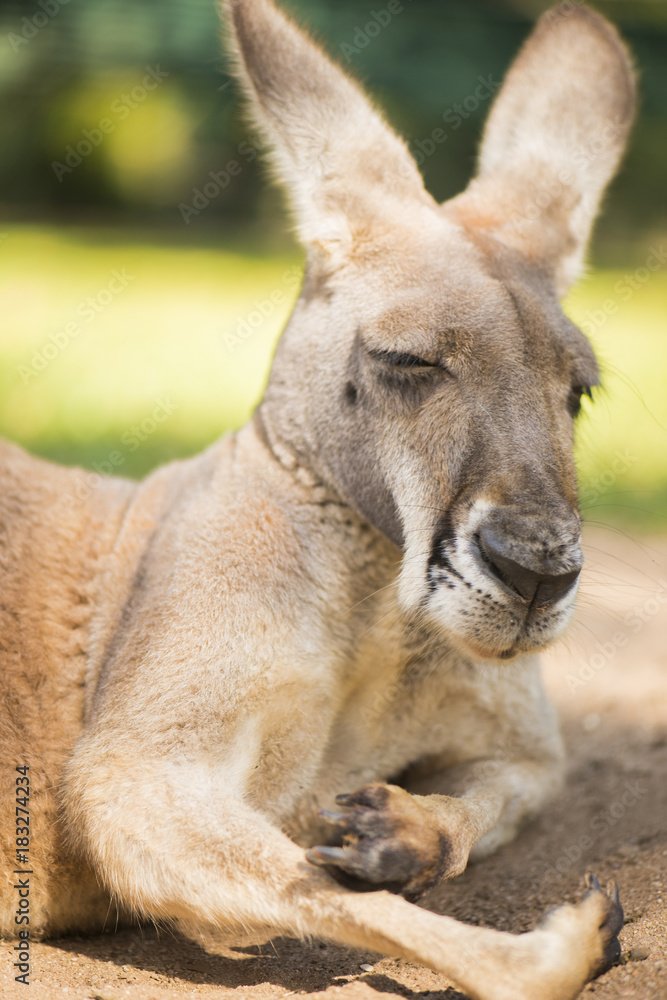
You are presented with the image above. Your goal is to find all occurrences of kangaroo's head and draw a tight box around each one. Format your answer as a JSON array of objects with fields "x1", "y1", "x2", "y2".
[{"x1": 224, "y1": 0, "x2": 635, "y2": 660}]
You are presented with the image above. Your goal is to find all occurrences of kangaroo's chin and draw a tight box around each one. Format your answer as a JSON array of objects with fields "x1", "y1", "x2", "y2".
[
  {"x1": 461, "y1": 639, "x2": 523, "y2": 661},
  {"x1": 425, "y1": 612, "x2": 572, "y2": 665},
  {"x1": 455, "y1": 635, "x2": 553, "y2": 663}
]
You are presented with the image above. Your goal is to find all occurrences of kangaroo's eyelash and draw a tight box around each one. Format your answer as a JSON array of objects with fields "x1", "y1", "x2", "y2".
[
  {"x1": 367, "y1": 349, "x2": 441, "y2": 371},
  {"x1": 568, "y1": 384, "x2": 593, "y2": 418}
]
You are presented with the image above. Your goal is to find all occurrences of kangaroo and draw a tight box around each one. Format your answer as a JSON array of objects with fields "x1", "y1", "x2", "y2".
[{"x1": 0, "y1": 2, "x2": 635, "y2": 998}]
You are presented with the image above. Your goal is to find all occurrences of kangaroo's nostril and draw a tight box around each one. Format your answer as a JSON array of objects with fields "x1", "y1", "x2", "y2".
[{"x1": 476, "y1": 528, "x2": 581, "y2": 606}]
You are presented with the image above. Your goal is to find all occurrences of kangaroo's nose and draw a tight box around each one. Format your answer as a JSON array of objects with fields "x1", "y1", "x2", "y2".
[{"x1": 476, "y1": 528, "x2": 581, "y2": 606}]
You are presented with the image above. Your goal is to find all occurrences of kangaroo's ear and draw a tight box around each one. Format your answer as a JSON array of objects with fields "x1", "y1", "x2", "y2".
[
  {"x1": 222, "y1": 0, "x2": 433, "y2": 256},
  {"x1": 450, "y1": 4, "x2": 636, "y2": 296}
]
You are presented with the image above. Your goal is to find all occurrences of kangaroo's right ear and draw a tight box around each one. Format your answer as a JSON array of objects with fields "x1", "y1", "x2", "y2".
[{"x1": 222, "y1": 0, "x2": 433, "y2": 258}]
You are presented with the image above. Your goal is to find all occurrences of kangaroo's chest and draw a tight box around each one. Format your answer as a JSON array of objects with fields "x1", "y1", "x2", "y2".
[{"x1": 246, "y1": 617, "x2": 494, "y2": 841}]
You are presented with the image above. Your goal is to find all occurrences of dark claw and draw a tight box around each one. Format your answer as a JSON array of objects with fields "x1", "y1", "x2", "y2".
[
  {"x1": 319, "y1": 809, "x2": 349, "y2": 828},
  {"x1": 335, "y1": 785, "x2": 389, "y2": 809},
  {"x1": 582, "y1": 875, "x2": 625, "y2": 980},
  {"x1": 305, "y1": 846, "x2": 349, "y2": 867},
  {"x1": 602, "y1": 888, "x2": 624, "y2": 939},
  {"x1": 585, "y1": 872, "x2": 601, "y2": 892},
  {"x1": 306, "y1": 844, "x2": 377, "y2": 883}
]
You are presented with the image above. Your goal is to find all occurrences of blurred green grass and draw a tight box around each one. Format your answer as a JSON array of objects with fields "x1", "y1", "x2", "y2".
[{"x1": 1, "y1": 225, "x2": 666, "y2": 531}]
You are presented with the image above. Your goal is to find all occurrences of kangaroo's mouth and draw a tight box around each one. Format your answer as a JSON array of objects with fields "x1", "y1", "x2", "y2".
[
  {"x1": 422, "y1": 542, "x2": 580, "y2": 661},
  {"x1": 440, "y1": 617, "x2": 543, "y2": 661},
  {"x1": 399, "y1": 508, "x2": 583, "y2": 661}
]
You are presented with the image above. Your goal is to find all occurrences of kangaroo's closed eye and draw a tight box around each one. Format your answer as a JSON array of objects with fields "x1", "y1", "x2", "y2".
[{"x1": 368, "y1": 349, "x2": 451, "y2": 375}]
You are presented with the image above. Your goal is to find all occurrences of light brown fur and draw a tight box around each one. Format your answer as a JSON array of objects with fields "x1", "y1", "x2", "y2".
[{"x1": 1, "y1": 3, "x2": 635, "y2": 998}]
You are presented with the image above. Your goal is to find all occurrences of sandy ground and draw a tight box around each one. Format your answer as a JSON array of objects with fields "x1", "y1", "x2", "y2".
[{"x1": 1, "y1": 524, "x2": 666, "y2": 1000}]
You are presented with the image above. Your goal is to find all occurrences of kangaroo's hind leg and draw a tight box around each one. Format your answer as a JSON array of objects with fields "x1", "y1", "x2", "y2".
[{"x1": 62, "y1": 737, "x2": 622, "y2": 1000}]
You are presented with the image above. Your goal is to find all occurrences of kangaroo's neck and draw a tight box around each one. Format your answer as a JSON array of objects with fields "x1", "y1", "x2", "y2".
[{"x1": 250, "y1": 404, "x2": 402, "y2": 608}]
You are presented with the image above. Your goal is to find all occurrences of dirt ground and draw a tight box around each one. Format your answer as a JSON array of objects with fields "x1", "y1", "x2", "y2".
[{"x1": 1, "y1": 524, "x2": 666, "y2": 1000}]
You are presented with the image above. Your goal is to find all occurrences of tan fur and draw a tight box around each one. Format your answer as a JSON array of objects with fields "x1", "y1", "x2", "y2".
[{"x1": 1, "y1": 3, "x2": 635, "y2": 998}]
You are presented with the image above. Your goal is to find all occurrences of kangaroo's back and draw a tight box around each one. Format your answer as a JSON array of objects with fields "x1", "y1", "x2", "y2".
[{"x1": 0, "y1": 441, "x2": 136, "y2": 935}]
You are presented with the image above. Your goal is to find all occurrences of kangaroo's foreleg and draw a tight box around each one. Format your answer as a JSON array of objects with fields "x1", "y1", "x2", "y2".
[
  {"x1": 62, "y1": 745, "x2": 620, "y2": 1000},
  {"x1": 307, "y1": 751, "x2": 563, "y2": 898}
]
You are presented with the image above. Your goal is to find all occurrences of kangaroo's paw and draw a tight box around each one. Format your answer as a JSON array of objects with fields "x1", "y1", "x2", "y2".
[
  {"x1": 305, "y1": 782, "x2": 451, "y2": 900},
  {"x1": 512, "y1": 875, "x2": 624, "y2": 1000},
  {"x1": 456, "y1": 875, "x2": 625, "y2": 1000},
  {"x1": 582, "y1": 873, "x2": 624, "y2": 978},
  {"x1": 539, "y1": 873, "x2": 623, "y2": 982}
]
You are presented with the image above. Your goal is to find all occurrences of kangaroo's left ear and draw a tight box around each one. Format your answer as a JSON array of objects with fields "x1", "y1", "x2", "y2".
[
  {"x1": 222, "y1": 0, "x2": 434, "y2": 259},
  {"x1": 449, "y1": 4, "x2": 636, "y2": 296}
]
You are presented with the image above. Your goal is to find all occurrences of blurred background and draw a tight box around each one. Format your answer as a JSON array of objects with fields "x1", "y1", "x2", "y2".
[{"x1": 0, "y1": 0, "x2": 665, "y2": 530}]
